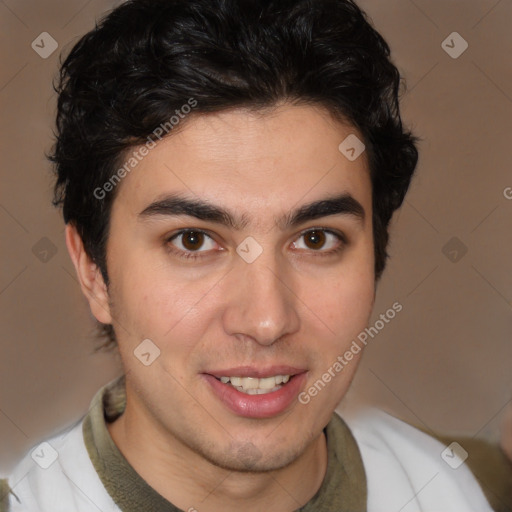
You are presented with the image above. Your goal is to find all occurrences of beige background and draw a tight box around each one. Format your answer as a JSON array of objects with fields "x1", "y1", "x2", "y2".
[{"x1": 1, "y1": 0, "x2": 511, "y2": 472}]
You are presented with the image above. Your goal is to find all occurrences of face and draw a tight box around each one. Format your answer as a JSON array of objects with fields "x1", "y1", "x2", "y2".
[{"x1": 101, "y1": 104, "x2": 375, "y2": 471}]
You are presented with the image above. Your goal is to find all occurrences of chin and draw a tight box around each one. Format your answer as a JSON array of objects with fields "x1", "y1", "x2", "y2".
[{"x1": 195, "y1": 435, "x2": 312, "y2": 473}]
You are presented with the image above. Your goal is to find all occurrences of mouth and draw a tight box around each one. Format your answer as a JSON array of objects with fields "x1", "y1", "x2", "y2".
[
  {"x1": 203, "y1": 367, "x2": 307, "y2": 419},
  {"x1": 214, "y1": 374, "x2": 292, "y2": 395}
]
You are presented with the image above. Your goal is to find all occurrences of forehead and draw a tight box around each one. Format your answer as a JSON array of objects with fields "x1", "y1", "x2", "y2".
[{"x1": 113, "y1": 104, "x2": 371, "y2": 220}]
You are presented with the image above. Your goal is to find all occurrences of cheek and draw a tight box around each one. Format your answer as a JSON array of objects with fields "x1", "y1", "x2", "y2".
[
  {"x1": 109, "y1": 253, "x2": 221, "y2": 346},
  {"x1": 306, "y1": 275, "x2": 374, "y2": 341},
  {"x1": 308, "y1": 253, "x2": 375, "y2": 338}
]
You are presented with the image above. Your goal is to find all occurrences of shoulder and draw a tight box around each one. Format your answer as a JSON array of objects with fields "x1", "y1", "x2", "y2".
[
  {"x1": 1, "y1": 420, "x2": 118, "y2": 512},
  {"x1": 339, "y1": 408, "x2": 495, "y2": 512}
]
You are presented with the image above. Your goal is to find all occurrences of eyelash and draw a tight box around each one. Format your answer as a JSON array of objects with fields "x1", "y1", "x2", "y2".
[
  {"x1": 165, "y1": 228, "x2": 347, "y2": 261},
  {"x1": 165, "y1": 229, "x2": 216, "y2": 261}
]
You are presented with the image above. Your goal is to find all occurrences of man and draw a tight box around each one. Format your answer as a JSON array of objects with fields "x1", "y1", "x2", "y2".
[{"x1": 0, "y1": 0, "x2": 507, "y2": 510}]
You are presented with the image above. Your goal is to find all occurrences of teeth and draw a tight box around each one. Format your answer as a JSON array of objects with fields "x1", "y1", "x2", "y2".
[
  {"x1": 258, "y1": 378, "x2": 277, "y2": 389},
  {"x1": 230, "y1": 377, "x2": 242, "y2": 387},
  {"x1": 241, "y1": 377, "x2": 259, "y2": 390},
  {"x1": 244, "y1": 386, "x2": 281, "y2": 395},
  {"x1": 217, "y1": 375, "x2": 291, "y2": 393}
]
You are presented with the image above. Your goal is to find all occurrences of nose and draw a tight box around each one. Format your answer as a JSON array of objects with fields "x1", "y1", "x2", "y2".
[{"x1": 222, "y1": 252, "x2": 300, "y2": 346}]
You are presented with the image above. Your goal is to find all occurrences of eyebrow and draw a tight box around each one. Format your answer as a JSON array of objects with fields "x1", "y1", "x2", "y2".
[{"x1": 138, "y1": 192, "x2": 365, "y2": 230}]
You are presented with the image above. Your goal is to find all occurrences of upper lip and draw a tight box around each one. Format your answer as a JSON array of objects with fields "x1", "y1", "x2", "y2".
[{"x1": 205, "y1": 366, "x2": 307, "y2": 378}]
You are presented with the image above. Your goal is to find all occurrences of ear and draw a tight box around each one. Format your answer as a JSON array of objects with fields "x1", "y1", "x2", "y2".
[{"x1": 65, "y1": 223, "x2": 113, "y2": 325}]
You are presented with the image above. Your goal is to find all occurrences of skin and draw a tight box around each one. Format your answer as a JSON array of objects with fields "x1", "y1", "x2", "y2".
[{"x1": 66, "y1": 103, "x2": 376, "y2": 511}]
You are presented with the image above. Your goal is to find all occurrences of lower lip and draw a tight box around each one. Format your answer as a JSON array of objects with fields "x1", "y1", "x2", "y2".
[{"x1": 203, "y1": 373, "x2": 307, "y2": 419}]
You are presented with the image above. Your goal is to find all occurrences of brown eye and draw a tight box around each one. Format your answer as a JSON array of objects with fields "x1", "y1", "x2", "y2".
[
  {"x1": 165, "y1": 229, "x2": 218, "y2": 260},
  {"x1": 181, "y1": 231, "x2": 205, "y2": 251},
  {"x1": 303, "y1": 230, "x2": 326, "y2": 250},
  {"x1": 291, "y1": 229, "x2": 345, "y2": 255},
  {"x1": 168, "y1": 230, "x2": 217, "y2": 255}
]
